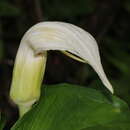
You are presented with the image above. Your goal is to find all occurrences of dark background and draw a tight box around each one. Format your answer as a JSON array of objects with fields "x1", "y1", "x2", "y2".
[{"x1": 0, "y1": 0, "x2": 130, "y2": 129}]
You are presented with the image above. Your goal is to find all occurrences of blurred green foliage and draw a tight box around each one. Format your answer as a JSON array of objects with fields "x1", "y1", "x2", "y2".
[
  {"x1": 0, "y1": 1, "x2": 21, "y2": 16},
  {"x1": 104, "y1": 37, "x2": 130, "y2": 104},
  {"x1": 42, "y1": 0, "x2": 95, "y2": 21},
  {"x1": 0, "y1": 113, "x2": 6, "y2": 130},
  {"x1": 124, "y1": 0, "x2": 130, "y2": 13},
  {"x1": 0, "y1": 40, "x2": 4, "y2": 60}
]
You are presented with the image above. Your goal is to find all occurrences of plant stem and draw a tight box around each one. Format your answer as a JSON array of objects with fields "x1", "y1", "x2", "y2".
[{"x1": 19, "y1": 105, "x2": 32, "y2": 118}]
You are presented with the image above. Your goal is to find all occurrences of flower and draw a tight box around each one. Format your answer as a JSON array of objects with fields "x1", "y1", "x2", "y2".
[{"x1": 10, "y1": 22, "x2": 113, "y2": 117}]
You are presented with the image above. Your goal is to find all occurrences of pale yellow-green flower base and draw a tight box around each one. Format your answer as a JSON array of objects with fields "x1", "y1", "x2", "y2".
[
  {"x1": 10, "y1": 50, "x2": 47, "y2": 117},
  {"x1": 19, "y1": 105, "x2": 32, "y2": 118}
]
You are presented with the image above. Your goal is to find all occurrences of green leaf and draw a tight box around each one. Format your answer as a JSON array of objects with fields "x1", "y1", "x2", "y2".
[{"x1": 11, "y1": 84, "x2": 130, "y2": 130}]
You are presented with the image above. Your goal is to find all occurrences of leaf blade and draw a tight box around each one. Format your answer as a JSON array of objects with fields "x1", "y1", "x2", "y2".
[{"x1": 11, "y1": 84, "x2": 130, "y2": 130}]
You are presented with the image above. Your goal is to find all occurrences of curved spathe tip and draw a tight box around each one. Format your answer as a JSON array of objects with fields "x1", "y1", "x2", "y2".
[{"x1": 21, "y1": 21, "x2": 114, "y2": 93}]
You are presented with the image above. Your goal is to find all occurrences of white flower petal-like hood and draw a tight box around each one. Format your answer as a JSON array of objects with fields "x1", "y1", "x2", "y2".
[{"x1": 20, "y1": 21, "x2": 113, "y2": 93}]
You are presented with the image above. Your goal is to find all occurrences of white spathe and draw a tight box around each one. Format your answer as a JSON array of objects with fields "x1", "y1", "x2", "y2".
[{"x1": 21, "y1": 21, "x2": 113, "y2": 93}]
